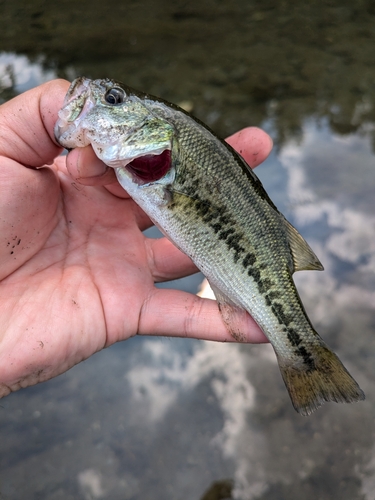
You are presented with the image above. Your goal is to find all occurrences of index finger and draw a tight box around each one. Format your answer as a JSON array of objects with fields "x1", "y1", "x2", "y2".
[
  {"x1": 138, "y1": 288, "x2": 268, "y2": 344},
  {"x1": 226, "y1": 127, "x2": 273, "y2": 167}
]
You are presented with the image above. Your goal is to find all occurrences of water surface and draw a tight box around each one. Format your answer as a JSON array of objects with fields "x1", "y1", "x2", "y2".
[{"x1": 0, "y1": 2, "x2": 375, "y2": 499}]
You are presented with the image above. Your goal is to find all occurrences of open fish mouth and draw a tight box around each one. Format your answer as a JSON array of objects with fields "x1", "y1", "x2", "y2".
[{"x1": 124, "y1": 149, "x2": 172, "y2": 184}]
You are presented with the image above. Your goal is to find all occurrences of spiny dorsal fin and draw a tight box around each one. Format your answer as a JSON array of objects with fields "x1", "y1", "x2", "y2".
[{"x1": 282, "y1": 217, "x2": 324, "y2": 273}]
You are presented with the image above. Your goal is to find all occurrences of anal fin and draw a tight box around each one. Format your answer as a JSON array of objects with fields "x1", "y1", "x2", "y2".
[{"x1": 209, "y1": 282, "x2": 249, "y2": 342}]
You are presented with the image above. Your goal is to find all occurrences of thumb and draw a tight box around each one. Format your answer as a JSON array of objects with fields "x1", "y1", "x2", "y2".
[{"x1": 0, "y1": 79, "x2": 70, "y2": 167}]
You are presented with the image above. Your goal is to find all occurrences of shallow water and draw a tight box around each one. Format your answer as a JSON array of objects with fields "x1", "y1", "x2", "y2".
[{"x1": 1, "y1": 2, "x2": 375, "y2": 499}]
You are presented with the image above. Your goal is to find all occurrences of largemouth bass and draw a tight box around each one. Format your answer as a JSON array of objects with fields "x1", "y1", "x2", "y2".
[{"x1": 55, "y1": 77, "x2": 365, "y2": 415}]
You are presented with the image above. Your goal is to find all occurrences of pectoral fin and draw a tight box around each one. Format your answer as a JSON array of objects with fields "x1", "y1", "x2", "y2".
[{"x1": 282, "y1": 217, "x2": 324, "y2": 272}]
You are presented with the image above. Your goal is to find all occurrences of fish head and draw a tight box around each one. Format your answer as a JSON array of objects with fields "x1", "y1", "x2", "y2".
[{"x1": 55, "y1": 77, "x2": 175, "y2": 186}]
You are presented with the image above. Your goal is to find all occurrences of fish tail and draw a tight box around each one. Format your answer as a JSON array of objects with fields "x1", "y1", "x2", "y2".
[{"x1": 277, "y1": 343, "x2": 365, "y2": 416}]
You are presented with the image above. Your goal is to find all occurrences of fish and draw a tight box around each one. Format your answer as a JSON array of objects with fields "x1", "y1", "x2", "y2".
[{"x1": 54, "y1": 77, "x2": 365, "y2": 415}]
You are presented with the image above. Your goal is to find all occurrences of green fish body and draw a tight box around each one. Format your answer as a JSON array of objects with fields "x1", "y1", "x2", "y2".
[{"x1": 55, "y1": 78, "x2": 365, "y2": 415}]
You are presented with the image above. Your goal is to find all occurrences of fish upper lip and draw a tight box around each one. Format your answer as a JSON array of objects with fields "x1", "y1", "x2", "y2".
[
  {"x1": 54, "y1": 78, "x2": 95, "y2": 147},
  {"x1": 64, "y1": 77, "x2": 91, "y2": 105}
]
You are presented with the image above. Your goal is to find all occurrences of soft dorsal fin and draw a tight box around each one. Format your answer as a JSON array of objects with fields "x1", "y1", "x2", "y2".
[{"x1": 282, "y1": 217, "x2": 324, "y2": 273}]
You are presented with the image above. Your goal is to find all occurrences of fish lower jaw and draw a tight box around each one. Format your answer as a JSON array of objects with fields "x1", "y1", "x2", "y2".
[
  {"x1": 55, "y1": 127, "x2": 91, "y2": 149},
  {"x1": 55, "y1": 94, "x2": 97, "y2": 149}
]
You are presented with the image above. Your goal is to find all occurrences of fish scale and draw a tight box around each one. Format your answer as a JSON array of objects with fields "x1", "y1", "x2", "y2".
[{"x1": 54, "y1": 77, "x2": 365, "y2": 415}]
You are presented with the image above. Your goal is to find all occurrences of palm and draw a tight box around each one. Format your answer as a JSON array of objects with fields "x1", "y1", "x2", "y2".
[
  {"x1": 0, "y1": 79, "x2": 271, "y2": 397},
  {"x1": 0, "y1": 154, "x2": 186, "y2": 396}
]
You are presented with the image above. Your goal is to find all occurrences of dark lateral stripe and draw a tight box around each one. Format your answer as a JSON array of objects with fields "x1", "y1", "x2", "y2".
[
  {"x1": 210, "y1": 223, "x2": 222, "y2": 233},
  {"x1": 248, "y1": 267, "x2": 261, "y2": 281},
  {"x1": 271, "y1": 302, "x2": 293, "y2": 326},
  {"x1": 266, "y1": 290, "x2": 281, "y2": 300},
  {"x1": 288, "y1": 329, "x2": 316, "y2": 370},
  {"x1": 295, "y1": 345, "x2": 316, "y2": 370},
  {"x1": 287, "y1": 328, "x2": 302, "y2": 346},
  {"x1": 218, "y1": 228, "x2": 236, "y2": 241},
  {"x1": 242, "y1": 252, "x2": 256, "y2": 268},
  {"x1": 257, "y1": 278, "x2": 272, "y2": 294}
]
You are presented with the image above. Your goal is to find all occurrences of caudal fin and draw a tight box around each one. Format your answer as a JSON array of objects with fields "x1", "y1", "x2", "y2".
[{"x1": 277, "y1": 345, "x2": 365, "y2": 416}]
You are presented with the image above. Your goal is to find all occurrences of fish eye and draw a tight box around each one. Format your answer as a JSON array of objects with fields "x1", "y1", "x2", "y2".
[{"x1": 104, "y1": 87, "x2": 125, "y2": 105}]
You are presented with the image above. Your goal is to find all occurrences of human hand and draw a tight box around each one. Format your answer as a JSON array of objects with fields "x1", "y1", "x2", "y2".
[{"x1": 0, "y1": 80, "x2": 273, "y2": 397}]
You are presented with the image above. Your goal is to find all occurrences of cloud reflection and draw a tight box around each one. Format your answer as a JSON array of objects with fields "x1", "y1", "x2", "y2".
[
  {"x1": 126, "y1": 339, "x2": 255, "y2": 426},
  {"x1": 126, "y1": 336, "x2": 277, "y2": 498},
  {"x1": 0, "y1": 52, "x2": 56, "y2": 94},
  {"x1": 129, "y1": 119, "x2": 375, "y2": 498},
  {"x1": 280, "y1": 123, "x2": 375, "y2": 313},
  {"x1": 128, "y1": 120, "x2": 375, "y2": 499}
]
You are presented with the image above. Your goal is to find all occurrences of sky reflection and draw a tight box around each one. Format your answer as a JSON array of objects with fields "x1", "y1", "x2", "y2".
[
  {"x1": 0, "y1": 52, "x2": 56, "y2": 98},
  {"x1": 0, "y1": 47, "x2": 375, "y2": 499}
]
